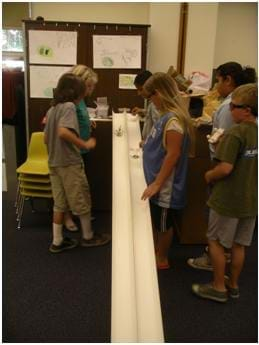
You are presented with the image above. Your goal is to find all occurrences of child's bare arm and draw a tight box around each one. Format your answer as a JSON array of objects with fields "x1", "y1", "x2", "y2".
[
  {"x1": 205, "y1": 162, "x2": 233, "y2": 184},
  {"x1": 58, "y1": 127, "x2": 96, "y2": 150}
]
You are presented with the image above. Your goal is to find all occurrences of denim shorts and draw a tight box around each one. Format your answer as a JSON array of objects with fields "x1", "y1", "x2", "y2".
[
  {"x1": 207, "y1": 208, "x2": 256, "y2": 248},
  {"x1": 49, "y1": 163, "x2": 91, "y2": 215}
]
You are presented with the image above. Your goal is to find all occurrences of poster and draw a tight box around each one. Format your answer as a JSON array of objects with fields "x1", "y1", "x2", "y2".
[
  {"x1": 29, "y1": 65, "x2": 72, "y2": 98},
  {"x1": 119, "y1": 74, "x2": 137, "y2": 89},
  {"x1": 29, "y1": 30, "x2": 77, "y2": 65},
  {"x1": 93, "y1": 35, "x2": 141, "y2": 69}
]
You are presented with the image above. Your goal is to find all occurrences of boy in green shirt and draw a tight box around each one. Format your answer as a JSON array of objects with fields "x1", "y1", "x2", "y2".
[{"x1": 192, "y1": 83, "x2": 257, "y2": 303}]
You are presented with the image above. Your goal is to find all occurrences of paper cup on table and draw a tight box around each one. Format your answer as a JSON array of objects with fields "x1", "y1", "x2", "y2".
[{"x1": 96, "y1": 105, "x2": 109, "y2": 118}]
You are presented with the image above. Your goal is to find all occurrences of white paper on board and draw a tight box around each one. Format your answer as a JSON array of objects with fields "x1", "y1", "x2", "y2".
[
  {"x1": 29, "y1": 30, "x2": 77, "y2": 65},
  {"x1": 93, "y1": 35, "x2": 142, "y2": 69},
  {"x1": 29, "y1": 65, "x2": 72, "y2": 98},
  {"x1": 119, "y1": 74, "x2": 137, "y2": 89}
]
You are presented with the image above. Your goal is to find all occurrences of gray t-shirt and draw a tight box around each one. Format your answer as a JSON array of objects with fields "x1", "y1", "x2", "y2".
[{"x1": 44, "y1": 102, "x2": 82, "y2": 167}]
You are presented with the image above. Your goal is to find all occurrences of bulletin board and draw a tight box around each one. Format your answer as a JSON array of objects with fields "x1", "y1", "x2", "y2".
[{"x1": 22, "y1": 20, "x2": 150, "y2": 135}]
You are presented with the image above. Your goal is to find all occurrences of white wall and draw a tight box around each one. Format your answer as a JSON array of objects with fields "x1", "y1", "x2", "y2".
[
  {"x1": 31, "y1": 2, "x2": 149, "y2": 24},
  {"x1": 31, "y1": 2, "x2": 257, "y2": 78},
  {"x1": 148, "y1": 3, "x2": 180, "y2": 73},
  {"x1": 184, "y1": 3, "x2": 219, "y2": 80},
  {"x1": 214, "y1": 2, "x2": 258, "y2": 71}
]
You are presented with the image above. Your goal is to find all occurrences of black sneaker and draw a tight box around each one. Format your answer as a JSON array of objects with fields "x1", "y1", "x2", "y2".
[
  {"x1": 81, "y1": 233, "x2": 111, "y2": 247},
  {"x1": 49, "y1": 237, "x2": 78, "y2": 253}
]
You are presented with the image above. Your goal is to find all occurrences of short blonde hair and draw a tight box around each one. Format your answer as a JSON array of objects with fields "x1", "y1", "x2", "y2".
[
  {"x1": 70, "y1": 64, "x2": 98, "y2": 84},
  {"x1": 232, "y1": 83, "x2": 257, "y2": 117}
]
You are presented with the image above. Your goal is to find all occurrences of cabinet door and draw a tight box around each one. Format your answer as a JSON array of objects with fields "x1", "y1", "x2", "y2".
[
  {"x1": 86, "y1": 121, "x2": 112, "y2": 211},
  {"x1": 179, "y1": 157, "x2": 211, "y2": 244}
]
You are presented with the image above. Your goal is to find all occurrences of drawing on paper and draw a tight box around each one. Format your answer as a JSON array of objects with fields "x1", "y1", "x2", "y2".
[
  {"x1": 29, "y1": 65, "x2": 72, "y2": 98},
  {"x1": 119, "y1": 74, "x2": 137, "y2": 89},
  {"x1": 37, "y1": 45, "x2": 53, "y2": 58},
  {"x1": 43, "y1": 87, "x2": 54, "y2": 98},
  {"x1": 93, "y1": 35, "x2": 141, "y2": 69},
  {"x1": 29, "y1": 30, "x2": 77, "y2": 65},
  {"x1": 102, "y1": 56, "x2": 114, "y2": 67}
]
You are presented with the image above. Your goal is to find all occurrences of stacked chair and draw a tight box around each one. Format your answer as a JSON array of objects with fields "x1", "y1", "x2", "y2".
[{"x1": 15, "y1": 132, "x2": 52, "y2": 229}]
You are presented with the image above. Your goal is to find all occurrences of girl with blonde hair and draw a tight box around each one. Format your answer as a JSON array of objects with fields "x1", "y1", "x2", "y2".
[{"x1": 141, "y1": 72, "x2": 193, "y2": 269}]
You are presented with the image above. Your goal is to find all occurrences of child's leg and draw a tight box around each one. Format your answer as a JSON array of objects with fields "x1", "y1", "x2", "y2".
[
  {"x1": 64, "y1": 211, "x2": 78, "y2": 231},
  {"x1": 228, "y1": 216, "x2": 256, "y2": 288},
  {"x1": 150, "y1": 205, "x2": 175, "y2": 268},
  {"x1": 79, "y1": 212, "x2": 94, "y2": 240},
  {"x1": 229, "y1": 243, "x2": 245, "y2": 288},
  {"x1": 52, "y1": 211, "x2": 65, "y2": 245},
  {"x1": 156, "y1": 228, "x2": 173, "y2": 266},
  {"x1": 208, "y1": 239, "x2": 227, "y2": 291}
]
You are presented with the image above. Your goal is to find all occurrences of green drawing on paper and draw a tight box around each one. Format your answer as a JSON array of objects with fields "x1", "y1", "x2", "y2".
[
  {"x1": 37, "y1": 45, "x2": 53, "y2": 58},
  {"x1": 102, "y1": 56, "x2": 114, "y2": 67},
  {"x1": 122, "y1": 76, "x2": 133, "y2": 87},
  {"x1": 43, "y1": 87, "x2": 53, "y2": 98}
]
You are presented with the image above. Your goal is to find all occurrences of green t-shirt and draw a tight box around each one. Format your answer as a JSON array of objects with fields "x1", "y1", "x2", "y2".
[
  {"x1": 208, "y1": 121, "x2": 257, "y2": 218},
  {"x1": 76, "y1": 99, "x2": 91, "y2": 154}
]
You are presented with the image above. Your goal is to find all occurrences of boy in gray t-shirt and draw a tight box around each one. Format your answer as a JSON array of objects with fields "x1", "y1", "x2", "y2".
[{"x1": 45, "y1": 73, "x2": 110, "y2": 253}]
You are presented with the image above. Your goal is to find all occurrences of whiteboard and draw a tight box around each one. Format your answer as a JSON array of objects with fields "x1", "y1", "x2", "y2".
[
  {"x1": 93, "y1": 35, "x2": 141, "y2": 69},
  {"x1": 29, "y1": 65, "x2": 72, "y2": 98},
  {"x1": 29, "y1": 30, "x2": 77, "y2": 65}
]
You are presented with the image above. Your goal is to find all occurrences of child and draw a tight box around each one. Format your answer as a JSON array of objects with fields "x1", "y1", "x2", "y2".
[
  {"x1": 63, "y1": 65, "x2": 98, "y2": 230},
  {"x1": 44, "y1": 73, "x2": 109, "y2": 253},
  {"x1": 187, "y1": 62, "x2": 256, "y2": 271},
  {"x1": 192, "y1": 83, "x2": 257, "y2": 302},
  {"x1": 131, "y1": 70, "x2": 160, "y2": 142},
  {"x1": 141, "y1": 72, "x2": 193, "y2": 269}
]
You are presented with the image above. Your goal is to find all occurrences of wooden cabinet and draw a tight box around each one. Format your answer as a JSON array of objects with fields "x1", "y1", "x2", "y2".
[
  {"x1": 179, "y1": 125, "x2": 212, "y2": 244},
  {"x1": 85, "y1": 120, "x2": 112, "y2": 211}
]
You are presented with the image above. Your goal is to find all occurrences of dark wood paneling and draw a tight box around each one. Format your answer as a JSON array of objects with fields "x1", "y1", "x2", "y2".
[
  {"x1": 179, "y1": 125, "x2": 212, "y2": 244},
  {"x1": 23, "y1": 20, "x2": 150, "y2": 136},
  {"x1": 85, "y1": 121, "x2": 112, "y2": 211}
]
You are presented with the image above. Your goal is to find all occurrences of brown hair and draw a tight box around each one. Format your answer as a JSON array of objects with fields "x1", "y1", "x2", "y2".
[{"x1": 52, "y1": 73, "x2": 86, "y2": 106}]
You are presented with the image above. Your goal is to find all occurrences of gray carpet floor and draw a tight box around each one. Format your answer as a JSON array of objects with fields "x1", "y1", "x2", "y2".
[{"x1": 2, "y1": 189, "x2": 258, "y2": 343}]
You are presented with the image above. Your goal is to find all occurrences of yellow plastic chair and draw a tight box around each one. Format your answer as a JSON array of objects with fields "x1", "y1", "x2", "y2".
[
  {"x1": 15, "y1": 132, "x2": 53, "y2": 229},
  {"x1": 16, "y1": 132, "x2": 49, "y2": 176},
  {"x1": 16, "y1": 187, "x2": 53, "y2": 229}
]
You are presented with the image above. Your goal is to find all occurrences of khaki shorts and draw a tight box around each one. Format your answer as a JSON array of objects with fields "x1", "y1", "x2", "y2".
[
  {"x1": 207, "y1": 208, "x2": 256, "y2": 248},
  {"x1": 49, "y1": 164, "x2": 91, "y2": 215}
]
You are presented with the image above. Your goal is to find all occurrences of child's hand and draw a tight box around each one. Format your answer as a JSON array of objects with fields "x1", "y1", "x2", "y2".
[
  {"x1": 141, "y1": 182, "x2": 160, "y2": 201},
  {"x1": 131, "y1": 107, "x2": 142, "y2": 115},
  {"x1": 85, "y1": 137, "x2": 96, "y2": 150},
  {"x1": 139, "y1": 140, "x2": 144, "y2": 148}
]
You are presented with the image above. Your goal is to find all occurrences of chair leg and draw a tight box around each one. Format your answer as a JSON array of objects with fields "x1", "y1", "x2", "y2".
[
  {"x1": 17, "y1": 192, "x2": 26, "y2": 222},
  {"x1": 14, "y1": 180, "x2": 21, "y2": 208},
  {"x1": 16, "y1": 188, "x2": 22, "y2": 215},
  {"x1": 29, "y1": 197, "x2": 36, "y2": 213},
  {"x1": 17, "y1": 195, "x2": 25, "y2": 230}
]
